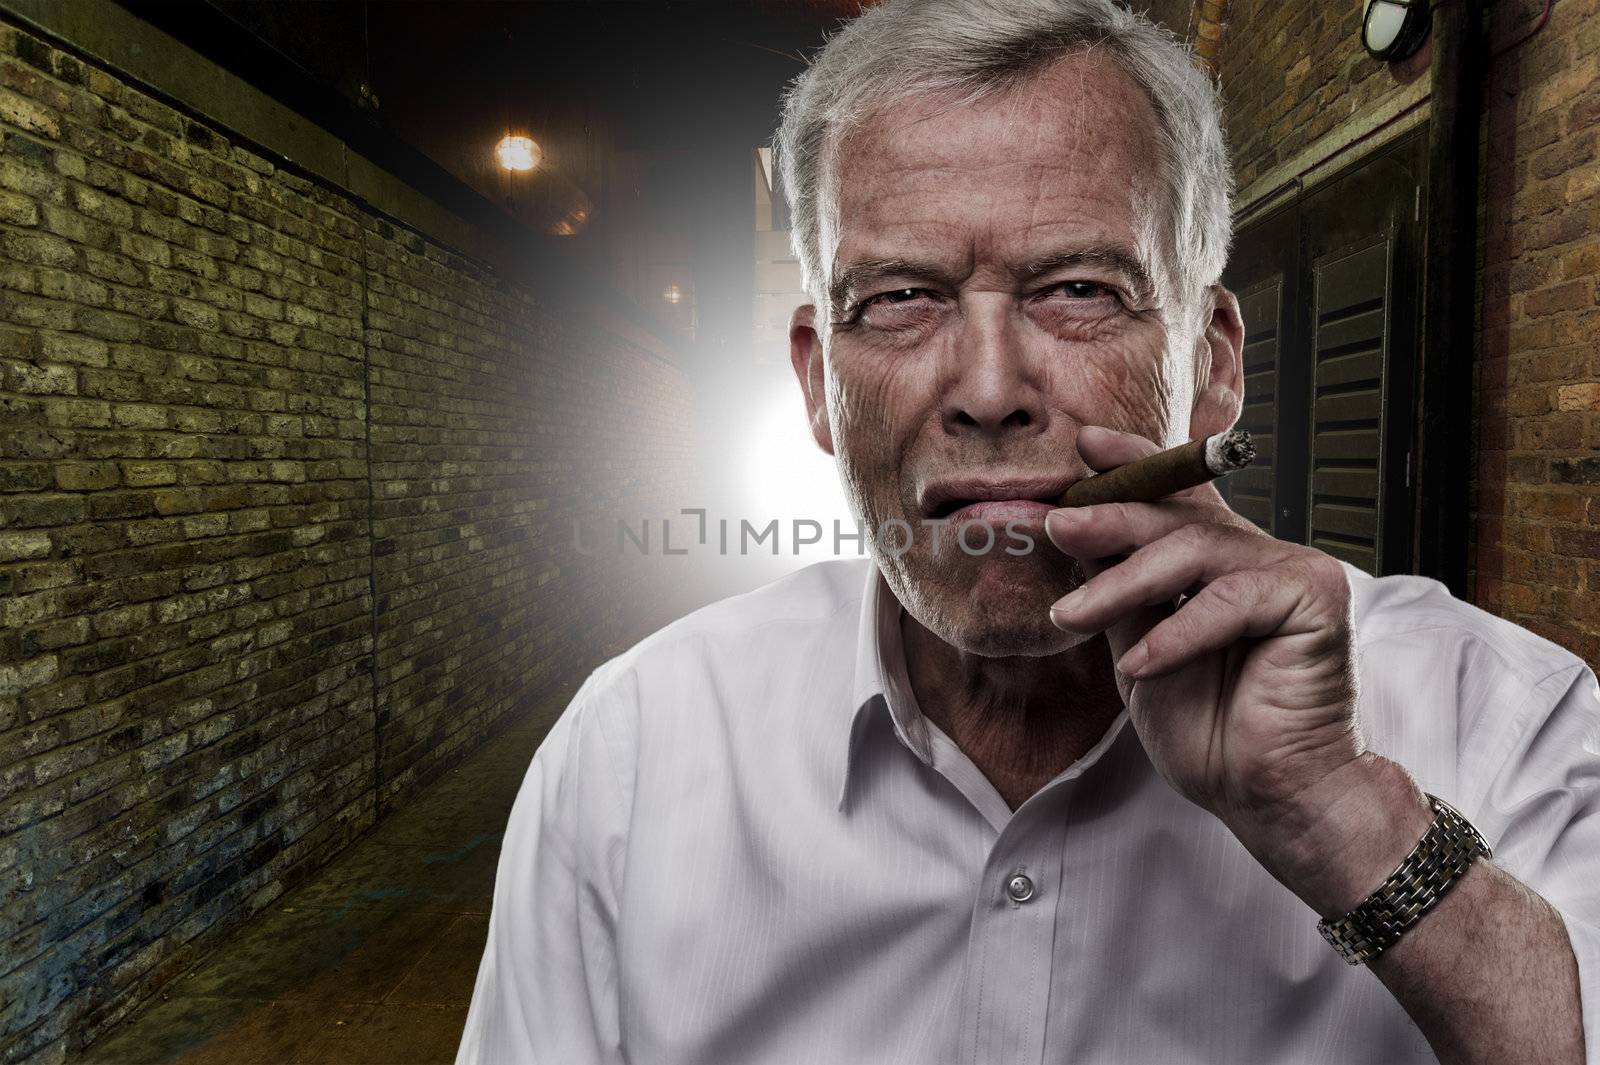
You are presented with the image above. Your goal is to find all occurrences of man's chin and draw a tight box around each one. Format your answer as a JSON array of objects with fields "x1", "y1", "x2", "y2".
[
  {"x1": 893, "y1": 544, "x2": 1094, "y2": 657},
  {"x1": 946, "y1": 597, "x2": 1097, "y2": 657}
]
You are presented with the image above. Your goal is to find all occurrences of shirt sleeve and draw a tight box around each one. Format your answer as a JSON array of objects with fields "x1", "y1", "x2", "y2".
[
  {"x1": 456, "y1": 669, "x2": 633, "y2": 1065},
  {"x1": 1472, "y1": 660, "x2": 1600, "y2": 1063}
]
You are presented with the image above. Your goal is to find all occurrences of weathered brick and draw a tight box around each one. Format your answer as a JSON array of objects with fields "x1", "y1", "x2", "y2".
[
  {"x1": 1554, "y1": 526, "x2": 1600, "y2": 559},
  {"x1": 88, "y1": 490, "x2": 154, "y2": 521},
  {"x1": 1515, "y1": 411, "x2": 1586, "y2": 450},
  {"x1": 116, "y1": 231, "x2": 169, "y2": 267},
  {"x1": 38, "y1": 331, "x2": 109, "y2": 366},
  {"x1": 0, "y1": 185, "x2": 37, "y2": 225},
  {"x1": 1568, "y1": 163, "x2": 1600, "y2": 206},
  {"x1": 1532, "y1": 131, "x2": 1597, "y2": 182},
  {"x1": 54, "y1": 461, "x2": 120, "y2": 491},
  {"x1": 5, "y1": 360, "x2": 76, "y2": 394},
  {"x1": 1523, "y1": 278, "x2": 1595, "y2": 317},
  {"x1": 0, "y1": 654, "x2": 58, "y2": 696},
  {"x1": 10, "y1": 556, "x2": 76, "y2": 592},
  {"x1": 1552, "y1": 457, "x2": 1600, "y2": 484},
  {"x1": 0, "y1": 529, "x2": 52, "y2": 560},
  {"x1": 111, "y1": 404, "x2": 168, "y2": 430},
  {"x1": 1515, "y1": 488, "x2": 1591, "y2": 523},
  {"x1": 120, "y1": 462, "x2": 177, "y2": 487},
  {"x1": 77, "y1": 253, "x2": 138, "y2": 294},
  {"x1": 0, "y1": 87, "x2": 59, "y2": 137},
  {"x1": 4, "y1": 229, "x2": 76, "y2": 267},
  {"x1": 75, "y1": 309, "x2": 142, "y2": 342},
  {"x1": 1558, "y1": 383, "x2": 1600, "y2": 410},
  {"x1": 38, "y1": 267, "x2": 107, "y2": 305},
  {"x1": 0, "y1": 460, "x2": 50, "y2": 492}
]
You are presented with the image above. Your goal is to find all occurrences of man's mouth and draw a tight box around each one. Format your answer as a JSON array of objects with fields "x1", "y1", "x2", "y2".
[{"x1": 919, "y1": 477, "x2": 1076, "y2": 521}]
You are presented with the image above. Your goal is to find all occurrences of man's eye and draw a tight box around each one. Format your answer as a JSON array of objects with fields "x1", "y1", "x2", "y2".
[
  {"x1": 865, "y1": 288, "x2": 929, "y2": 307},
  {"x1": 1049, "y1": 281, "x2": 1112, "y2": 299}
]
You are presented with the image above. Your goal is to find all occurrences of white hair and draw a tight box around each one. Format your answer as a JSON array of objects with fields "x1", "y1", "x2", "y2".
[{"x1": 774, "y1": 0, "x2": 1233, "y2": 320}]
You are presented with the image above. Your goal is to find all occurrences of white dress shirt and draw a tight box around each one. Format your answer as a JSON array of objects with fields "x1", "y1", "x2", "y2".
[{"x1": 457, "y1": 556, "x2": 1600, "y2": 1064}]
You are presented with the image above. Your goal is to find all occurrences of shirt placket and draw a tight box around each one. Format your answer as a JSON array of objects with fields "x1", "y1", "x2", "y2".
[{"x1": 958, "y1": 794, "x2": 1070, "y2": 1065}]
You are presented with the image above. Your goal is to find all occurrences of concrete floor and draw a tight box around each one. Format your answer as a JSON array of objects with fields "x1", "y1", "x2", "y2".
[{"x1": 71, "y1": 687, "x2": 574, "y2": 1065}]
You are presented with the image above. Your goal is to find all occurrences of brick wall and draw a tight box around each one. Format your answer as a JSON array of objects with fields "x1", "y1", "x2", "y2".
[
  {"x1": 1211, "y1": 1, "x2": 1424, "y2": 196},
  {"x1": 0, "y1": 16, "x2": 695, "y2": 1064},
  {"x1": 1476, "y1": 0, "x2": 1600, "y2": 666}
]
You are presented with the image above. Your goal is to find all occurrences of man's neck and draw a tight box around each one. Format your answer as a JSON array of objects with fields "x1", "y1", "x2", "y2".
[{"x1": 901, "y1": 612, "x2": 1125, "y2": 811}]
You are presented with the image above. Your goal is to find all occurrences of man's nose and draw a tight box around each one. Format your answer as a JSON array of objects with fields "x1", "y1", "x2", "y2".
[{"x1": 939, "y1": 300, "x2": 1047, "y2": 438}]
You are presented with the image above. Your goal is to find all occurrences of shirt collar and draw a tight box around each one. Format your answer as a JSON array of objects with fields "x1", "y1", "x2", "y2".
[
  {"x1": 839, "y1": 563, "x2": 932, "y2": 811},
  {"x1": 836, "y1": 560, "x2": 1136, "y2": 815}
]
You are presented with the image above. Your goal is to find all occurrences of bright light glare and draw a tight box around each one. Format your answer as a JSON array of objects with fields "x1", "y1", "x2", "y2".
[
  {"x1": 741, "y1": 386, "x2": 854, "y2": 570},
  {"x1": 495, "y1": 135, "x2": 541, "y2": 171}
]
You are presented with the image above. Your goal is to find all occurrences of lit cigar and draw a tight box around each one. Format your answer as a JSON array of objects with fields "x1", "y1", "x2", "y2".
[{"x1": 1054, "y1": 429, "x2": 1255, "y2": 507}]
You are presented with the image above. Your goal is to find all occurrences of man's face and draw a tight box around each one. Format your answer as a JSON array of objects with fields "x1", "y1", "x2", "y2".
[{"x1": 795, "y1": 52, "x2": 1211, "y2": 658}]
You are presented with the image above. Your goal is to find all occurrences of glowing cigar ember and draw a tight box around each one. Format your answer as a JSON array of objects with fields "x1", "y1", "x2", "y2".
[{"x1": 1055, "y1": 429, "x2": 1255, "y2": 508}]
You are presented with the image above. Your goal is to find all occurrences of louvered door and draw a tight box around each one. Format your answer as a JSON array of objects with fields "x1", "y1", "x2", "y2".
[
  {"x1": 1221, "y1": 127, "x2": 1423, "y2": 576},
  {"x1": 1231, "y1": 281, "x2": 1282, "y2": 533},
  {"x1": 1308, "y1": 239, "x2": 1392, "y2": 572}
]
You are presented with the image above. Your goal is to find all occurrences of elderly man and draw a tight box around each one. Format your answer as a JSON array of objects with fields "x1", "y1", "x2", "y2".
[{"x1": 458, "y1": 1, "x2": 1600, "y2": 1062}]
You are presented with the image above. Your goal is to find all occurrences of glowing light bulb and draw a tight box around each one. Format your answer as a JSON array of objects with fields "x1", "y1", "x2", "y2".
[
  {"x1": 663, "y1": 284, "x2": 683, "y2": 305},
  {"x1": 495, "y1": 135, "x2": 541, "y2": 172}
]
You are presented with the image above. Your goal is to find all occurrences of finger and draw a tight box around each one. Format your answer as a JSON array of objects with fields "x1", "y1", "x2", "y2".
[
  {"x1": 1107, "y1": 598, "x2": 1170, "y2": 701},
  {"x1": 1045, "y1": 496, "x2": 1253, "y2": 560},
  {"x1": 1116, "y1": 565, "x2": 1341, "y2": 679},
  {"x1": 1050, "y1": 581, "x2": 1170, "y2": 695},
  {"x1": 1048, "y1": 522, "x2": 1287, "y2": 633},
  {"x1": 1075, "y1": 425, "x2": 1161, "y2": 472}
]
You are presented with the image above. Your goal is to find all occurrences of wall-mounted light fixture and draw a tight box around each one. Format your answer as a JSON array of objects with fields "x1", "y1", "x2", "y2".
[
  {"x1": 1362, "y1": 0, "x2": 1431, "y2": 62},
  {"x1": 495, "y1": 134, "x2": 542, "y2": 172},
  {"x1": 662, "y1": 284, "x2": 683, "y2": 305}
]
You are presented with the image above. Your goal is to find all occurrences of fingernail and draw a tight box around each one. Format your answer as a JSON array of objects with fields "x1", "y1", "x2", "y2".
[
  {"x1": 1049, "y1": 590, "x2": 1085, "y2": 628},
  {"x1": 1047, "y1": 508, "x2": 1083, "y2": 531},
  {"x1": 1118, "y1": 641, "x2": 1150, "y2": 677}
]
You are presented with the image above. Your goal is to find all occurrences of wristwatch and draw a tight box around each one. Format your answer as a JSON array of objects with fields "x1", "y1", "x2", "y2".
[{"x1": 1316, "y1": 793, "x2": 1492, "y2": 966}]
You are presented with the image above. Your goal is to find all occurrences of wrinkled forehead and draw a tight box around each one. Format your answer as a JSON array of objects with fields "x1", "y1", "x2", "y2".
[{"x1": 819, "y1": 51, "x2": 1177, "y2": 298}]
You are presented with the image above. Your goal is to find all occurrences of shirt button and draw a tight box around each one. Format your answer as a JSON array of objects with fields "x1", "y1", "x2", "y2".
[{"x1": 1006, "y1": 874, "x2": 1035, "y2": 903}]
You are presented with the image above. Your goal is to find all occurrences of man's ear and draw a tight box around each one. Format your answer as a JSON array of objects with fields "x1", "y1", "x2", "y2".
[
  {"x1": 789, "y1": 303, "x2": 834, "y2": 456},
  {"x1": 1187, "y1": 284, "x2": 1245, "y2": 440}
]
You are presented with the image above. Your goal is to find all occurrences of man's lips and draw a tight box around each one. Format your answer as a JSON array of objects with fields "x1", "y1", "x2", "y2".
[
  {"x1": 919, "y1": 477, "x2": 1076, "y2": 519},
  {"x1": 937, "y1": 499, "x2": 1057, "y2": 523}
]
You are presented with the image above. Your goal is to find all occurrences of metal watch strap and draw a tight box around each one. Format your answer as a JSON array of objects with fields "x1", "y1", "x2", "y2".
[{"x1": 1316, "y1": 793, "x2": 1492, "y2": 966}]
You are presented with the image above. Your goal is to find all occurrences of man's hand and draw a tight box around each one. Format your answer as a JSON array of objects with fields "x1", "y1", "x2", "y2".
[
  {"x1": 1043, "y1": 424, "x2": 1426, "y2": 914},
  {"x1": 1044, "y1": 424, "x2": 1587, "y2": 1065}
]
